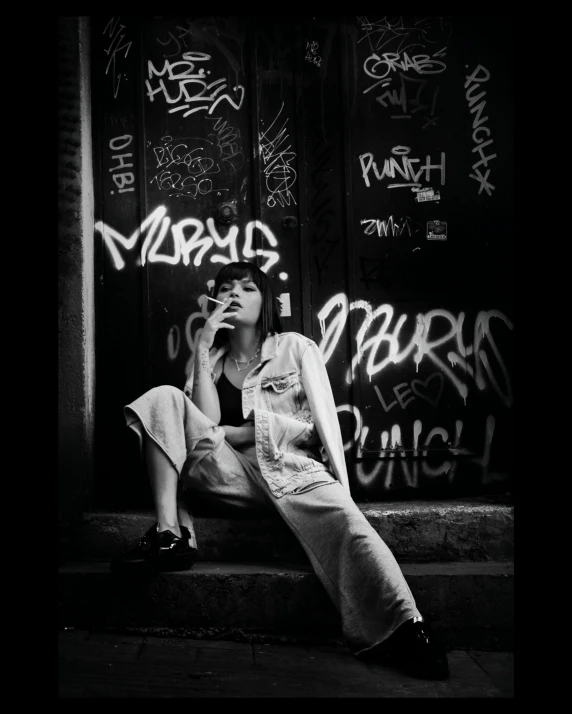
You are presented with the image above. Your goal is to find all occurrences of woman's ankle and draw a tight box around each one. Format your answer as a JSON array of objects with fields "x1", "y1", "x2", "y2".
[{"x1": 157, "y1": 522, "x2": 182, "y2": 538}]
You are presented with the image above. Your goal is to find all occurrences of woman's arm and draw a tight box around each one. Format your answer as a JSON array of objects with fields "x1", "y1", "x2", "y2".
[
  {"x1": 190, "y1": 297, "x2": 238, "y2": 424},
  {"x1": 222, "y1": 424, "x2": 255, "y2": 447},
  {"x1": 191, "y1": 342, "x2": 221, "y2": 423}
]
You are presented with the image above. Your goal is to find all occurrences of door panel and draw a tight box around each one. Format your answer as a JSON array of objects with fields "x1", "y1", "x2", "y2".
[{"x1": 91, "y1": 16, "x2": 513, "y2": 507}]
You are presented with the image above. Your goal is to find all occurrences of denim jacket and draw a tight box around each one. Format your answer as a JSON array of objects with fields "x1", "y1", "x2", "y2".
[{"x1": 184, "y1": 332, "x2": 350, "y2": 498}]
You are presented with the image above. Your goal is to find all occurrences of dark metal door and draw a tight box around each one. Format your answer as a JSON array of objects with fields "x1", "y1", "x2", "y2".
[{"x1": 91, "y1": 16, "x2": 513, "y2": 508}]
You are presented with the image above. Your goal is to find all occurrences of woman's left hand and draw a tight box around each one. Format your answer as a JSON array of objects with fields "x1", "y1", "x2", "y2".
[{"x1": 222, "y1": 424, "x2": 255, "y2": 447}]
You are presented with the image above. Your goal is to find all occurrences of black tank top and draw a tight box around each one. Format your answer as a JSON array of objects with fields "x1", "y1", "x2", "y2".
[{"x1": 216, "y1": 355, "x2": 245, "y2": 426}]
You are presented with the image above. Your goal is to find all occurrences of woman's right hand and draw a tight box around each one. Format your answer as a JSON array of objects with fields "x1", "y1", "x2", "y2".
[{"x1": 199, "y1": 297, "x2": 238, "y2": 350}]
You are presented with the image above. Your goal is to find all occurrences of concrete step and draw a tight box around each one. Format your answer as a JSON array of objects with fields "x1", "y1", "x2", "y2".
[
  {"x1": 59, "y1": 560, "x2": 514, "y2": 651},
  {"x1": 75, "y1": 497, "x2": 513, "y2": 564}
]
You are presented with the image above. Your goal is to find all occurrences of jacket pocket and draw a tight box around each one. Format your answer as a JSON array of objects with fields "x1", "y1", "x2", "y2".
[{"x1": 261, "y1": 371, "x2": 301, "y2": 415}]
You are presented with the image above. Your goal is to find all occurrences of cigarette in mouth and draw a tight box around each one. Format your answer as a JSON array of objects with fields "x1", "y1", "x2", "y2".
[{"x1": 207, "y1": 296, "x2": 225, "y2": 305}]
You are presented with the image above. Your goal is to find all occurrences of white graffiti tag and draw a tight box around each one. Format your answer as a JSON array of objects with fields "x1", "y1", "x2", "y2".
[
  {"x1": 145, "y1": 52, "x2": 245, "y2": 118},
  {"x1": 338, "y1": 403, "x2": 498, "y2": 488},
  {"x1": 464, "y1": 65, "x2": 497, "y2": 196},
  {"x1": 95, "y1": 206, "x2": 279, "y2": 272},
  {"x1": 363, "y1": 50, "x2": 446, "y2": 91},
  {"x1": 258, "y1": 102, "x2": 298, "y2": 208},
  {"x1": 103, "y1": 17, "x2": 132, "y2": 99},
  {"x1": 317, "y1": 293, "x2": 513, "y2": 407},
  {"x1": 359, "y1": 145, "x2": 445, "y2": 190}
]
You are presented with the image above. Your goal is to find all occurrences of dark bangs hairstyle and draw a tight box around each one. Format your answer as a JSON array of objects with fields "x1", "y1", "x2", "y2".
[{"x1": 211, "y1": 261, "x2": 282, "y2": 348}]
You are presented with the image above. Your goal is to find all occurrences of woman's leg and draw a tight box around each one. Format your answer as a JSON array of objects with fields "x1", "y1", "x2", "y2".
[
  {"x1": 118, "y1": 385, "x2": 269, "y2": 565},
  {"x1": 123, "y1": 384, "x2": 226, "y2": 547},
  {"x1": 253, "y1": 477, "x2": 421, "y2": 655},
  {"x1": 144, "y1": 435, "x2": 182, "y2": 538}
]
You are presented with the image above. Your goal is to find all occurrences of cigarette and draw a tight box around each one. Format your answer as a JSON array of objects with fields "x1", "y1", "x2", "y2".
[{"x1": 207, "y1": 296, "x2": 225, "y2": 305}]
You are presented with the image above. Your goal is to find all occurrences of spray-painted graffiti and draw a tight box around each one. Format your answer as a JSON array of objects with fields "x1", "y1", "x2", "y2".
[
  {"x1": 258, "y1": 102, "x2": 298, "y2": 208},
  {"x1": 148, "y1": 135, "x2": 228, "y2": 199},
  {"x1": 95, "y1": 206, "x2": 279, "y2": 272},
  {"x1": 361, "y1": 216, "x2": 421, "y2": 237},
  {"x1": 103, "y1": 17, "x2": 132, "y2": 100},
  {"x1": 108, "y1": 135, "x2": 136, "y2": 195},
  {"x1": 359, "y1": 146, "x2": 445, "y2": 190},
  {"x1": 357, "y1": 17, "x2": 450, "y2": 128},
  {"x1": 305, "y1": 40, "x2": 322, "y2": 67},
  {"x1": 317, "y1": 293, "x2": 513, "y2": 407},
  {"x1": 465, "y1": 65, "x2": 496, "y2": 196},
  {"x1": 339, "y1": 403, "x2": 498, "y2": 488},
  {"x1": 374, "y1": 373, "x2": 444, "y2": 412},
  {"x1": 363, "y1": 50, "x2": 446, "y2": 87},
  {"x1": 206, "y1": 116, "x2": 244, "y2": 173},
  {"x1": 369, "y1": 72, "x2": 439, "y2": 128},
  {"x1": 356, "y1": 16, "x2": 453, "y2": 54},
  {"x1": 145, "y1": 52, "x2": 245, "y2": 118}
]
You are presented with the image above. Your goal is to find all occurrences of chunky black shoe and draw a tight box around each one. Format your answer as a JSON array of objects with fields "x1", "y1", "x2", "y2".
[
  {"x1": 110, "y1": 524, "x2": 197, "y2": 574},
  {"x1": 389, "y1": 619, "x2": 450, "y2": 680}
]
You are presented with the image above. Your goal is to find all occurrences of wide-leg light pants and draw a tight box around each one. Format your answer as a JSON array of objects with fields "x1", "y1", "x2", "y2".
[{"x1": 124, "y1": 385, "x2": 421, "y2": 654}]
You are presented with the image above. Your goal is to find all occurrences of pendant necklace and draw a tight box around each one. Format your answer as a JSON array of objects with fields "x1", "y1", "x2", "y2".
[{"x1": 229, "y1": 345, "x2": 261, "y2": 372}]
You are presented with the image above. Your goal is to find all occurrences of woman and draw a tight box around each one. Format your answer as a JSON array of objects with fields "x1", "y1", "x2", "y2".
[{"x1": 113, "y1": 261, "x2": 449, "y2": 681}]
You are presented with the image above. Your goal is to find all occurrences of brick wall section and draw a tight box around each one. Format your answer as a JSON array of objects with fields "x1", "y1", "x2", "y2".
[{"x1": 58, "y1": 16, "x2": 95, "y2": 553}]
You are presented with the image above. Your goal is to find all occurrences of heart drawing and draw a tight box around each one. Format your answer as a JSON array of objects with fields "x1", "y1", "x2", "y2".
[{"x1": 411, "y1": 373, "x2": 444, "y2": 407}]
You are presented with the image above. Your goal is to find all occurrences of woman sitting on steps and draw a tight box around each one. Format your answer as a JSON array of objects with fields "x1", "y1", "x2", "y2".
[{"x1": 112, "y1": 260, "x2": 449, "y2": 681}]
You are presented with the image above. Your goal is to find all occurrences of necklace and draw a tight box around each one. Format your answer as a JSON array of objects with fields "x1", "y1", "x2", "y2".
[{"x1": 229, "y1": 345, "x2": 261, "y2": 372}]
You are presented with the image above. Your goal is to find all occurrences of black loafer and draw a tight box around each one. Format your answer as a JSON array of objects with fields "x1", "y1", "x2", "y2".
[
  {"x1": 110, "y1": 523, "x2": 197, "y2": 574},
  {"x1": 389, "y1": 619, "x2": 450, "y2": 680}
]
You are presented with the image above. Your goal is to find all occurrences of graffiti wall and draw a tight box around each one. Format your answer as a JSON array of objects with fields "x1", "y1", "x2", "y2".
[{"x1": 92, "y1": 17, "x2": 513, "y2": 507}]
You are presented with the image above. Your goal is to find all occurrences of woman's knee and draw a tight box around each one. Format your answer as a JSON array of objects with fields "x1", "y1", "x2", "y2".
[{"x1": 145, "y1": 384, "x2": 185, "y2": 404}]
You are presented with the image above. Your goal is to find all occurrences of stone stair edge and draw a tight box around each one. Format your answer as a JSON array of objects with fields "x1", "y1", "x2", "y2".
[
  {"x1": 60, "y1": 560, "x2": 514, "y2": 576},
  {"x1": 73, "y1": 497, "x2": 513, "y2": 565},
  {"x1": 58, "y1": 559, "x2": 514, "y2": 650},
  {"x1": 84, "y1": 497, "x2": 514, "y2": 520}
]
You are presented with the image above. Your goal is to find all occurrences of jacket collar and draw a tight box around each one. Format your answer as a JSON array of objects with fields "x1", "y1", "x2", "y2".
[{"x1": 261, "y1": 332, "x2": 279, "y2": 362}]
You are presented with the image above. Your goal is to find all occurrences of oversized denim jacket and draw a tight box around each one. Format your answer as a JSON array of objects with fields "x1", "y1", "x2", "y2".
[{"x1": 183, "y1": 332, "x2": 350, "y2": 498}]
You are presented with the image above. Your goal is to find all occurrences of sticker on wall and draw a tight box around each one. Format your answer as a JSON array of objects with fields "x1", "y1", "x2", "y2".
[
  {"x1": 415, "y1": 187, "x2": 441, "y2": 203},
  {"x1": 427, "y1": 220, "x2": 448, "y2": 240},
  {"x1": 277, "y1": 293, "x2": 291, "y2": 317}
]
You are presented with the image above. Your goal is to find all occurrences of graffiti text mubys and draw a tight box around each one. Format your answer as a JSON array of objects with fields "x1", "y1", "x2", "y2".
[
  {"x1": 317, "y1": 293, "x2": 513, "y2": 407},
  {"x1": 95, "y1": 206, "x2": 279, "y2": 272}
]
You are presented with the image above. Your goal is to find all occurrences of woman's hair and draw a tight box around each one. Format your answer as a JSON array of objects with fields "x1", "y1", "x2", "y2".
[{"x1": 211, "y1": 261, "x2": 282, "y2": 348}]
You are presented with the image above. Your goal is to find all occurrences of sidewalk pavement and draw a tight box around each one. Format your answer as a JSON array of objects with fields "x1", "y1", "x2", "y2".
[{"x1": 59, "y1": 629, "x2": 513, "y2": 698}]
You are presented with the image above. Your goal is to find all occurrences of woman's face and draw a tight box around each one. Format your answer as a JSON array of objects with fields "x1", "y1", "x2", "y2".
[{"x1": 215, "y1": 275, "x2": 263, "y2": 329}]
